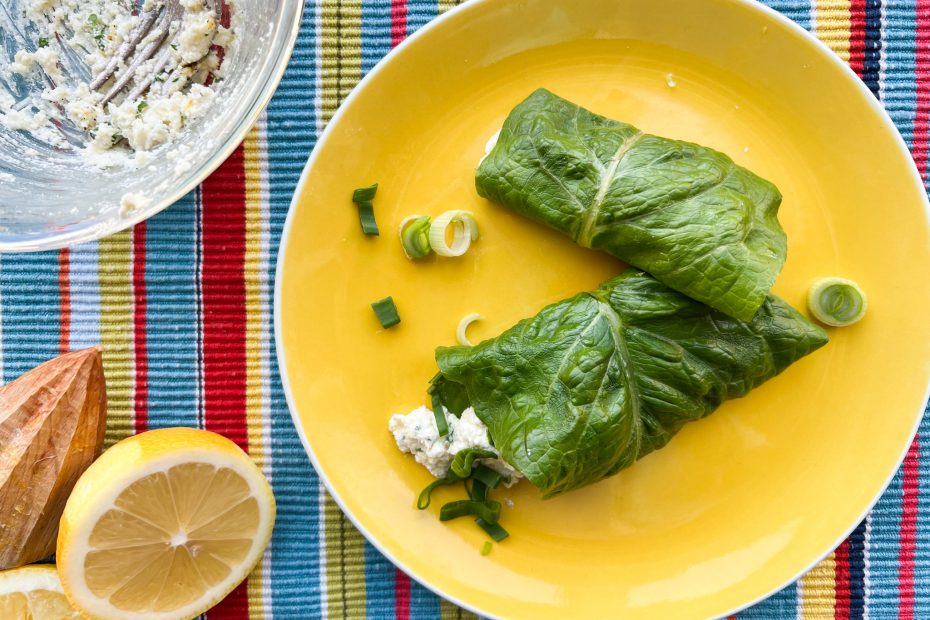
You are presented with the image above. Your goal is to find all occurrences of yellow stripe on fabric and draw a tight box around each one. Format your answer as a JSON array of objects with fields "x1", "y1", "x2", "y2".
[
  {"x1": 324, "y1": 493, "x2": 367, "y2": 619},
  {"x1": 814, "y1": 0, "x2": 851, "y2": 61},
  {"x1": 319, "y1": 2, "x2": 368, "y2": 616},
  {"x1": 243, "y1": 123, "x2": 269, "y2": 619},
  {"x1": 437, "y1": 0, "x2": 463, "y2": 14},
  {"x1": 320, "y1": 0, "x2": 362, "y2": 125},
  {"x1": 800, "y1": 551, "x2": 837, "y2": 619},
  {"x1": 99, "y1": 230, "x2": 134, "y2": 448},
  {"x1": 440, "y1": 598, "x2": 479, "y2": 620}
]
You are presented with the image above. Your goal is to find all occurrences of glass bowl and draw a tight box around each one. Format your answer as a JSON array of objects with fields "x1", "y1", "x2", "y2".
[{"x1": 0, "y1": 0, "x2": 303, "y2": 252}]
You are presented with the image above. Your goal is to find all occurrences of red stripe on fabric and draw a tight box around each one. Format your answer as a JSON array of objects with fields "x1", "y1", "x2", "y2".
[
  {"x1": 833, "y1": 539, "x2": 851, "y2": 620},
  {"x1": 395, "y1": 568, "x2": 411, "y2": 620},
  {"x1": 899, "y1": 436, "x2": 920, "y2": 619},
  {"x1": 913, "y1": 0, "x2": 930, "y2": 180},
  {"x1": 58, "y1": 249, "x2": 70, "y2": 354},
  {"x1": 849, "y1": 0, "x2": 867, "y2": 76},
  {"x1": 200, "y1": 144, "x2": 249, "y2": 618},
  {"x1": 132, "y1": 224, "x2": 148, "y2": 434},
  {"x1": 390, "y1": 0, "x2": 407, "y2": 47}
]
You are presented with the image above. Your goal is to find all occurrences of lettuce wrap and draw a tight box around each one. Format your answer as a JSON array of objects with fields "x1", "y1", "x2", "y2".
[
  {"x1": 476, "y1": 88, "x2": 787, "y2": 322},
  {"x1": 430, "y1": 270, "x2": 827, "y2": 498}
]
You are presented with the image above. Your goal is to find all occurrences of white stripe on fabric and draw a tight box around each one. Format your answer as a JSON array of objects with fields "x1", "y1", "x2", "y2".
[
  {"x1": 128, "y1": 234, "x2": 139, "y2": 434},
  {"x1": 0, "y1": 255, "x2": 5, "y2": 383},
  {"x1": 69, "y1": 242, "x2": 101, "y2": 350},
  {"x1": 194, "y1": 187, "x2": 205, "y2": 428},
  {"x1": 256, "y1": 113, "x2": 275, "y2": 619}
]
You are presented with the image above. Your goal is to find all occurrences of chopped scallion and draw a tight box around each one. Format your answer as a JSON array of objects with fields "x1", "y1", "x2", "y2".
[
  {"x1": 472, "y1": 465, "x2": 502, "y2": 490},
  {"x1": 449, "y1": 448, "x2": 496, "y2": 478},
  {"x1": 428, "y1": 210, "x2": 479, "y2": 257},
  {"x1": 439, "y1": 500, "x2": 501, "y2": 524},
  {"x1": 355, "y1": 201, "x2": 379, "y2": 235},
  {"x1": 456, "y1": 313, "x2": 482, "y2": 346},
  {"x1": 38, "y1": 37, "x2": 49, "y2": 48},
  {"x1": 371, "y1": 296, "x2": 400, "y2": 329},
  {"x1": 469, "y1": 480, "x2": 489, "y2": 503},
  {"x1": 416, "y1": 477, "x2": 456, "y2": 510},
  {"x1": 808, "y1": 277, "x2": 867, "y2": 327},
  {"x1": 399, "y1": 215, "x2": 432, "y2": 259},
  {"x1": 352, "y1": 183, "x2": 378, "y2": 203},
  {"x1": 430, "y1": 392, "x2": 449, "y2": 437},
  {"x1": 481, "y1": 541, "x2": 493, "y2": 556},
  {"x1": 476, "y1": 518, "x2": 509, "y2": 542}
]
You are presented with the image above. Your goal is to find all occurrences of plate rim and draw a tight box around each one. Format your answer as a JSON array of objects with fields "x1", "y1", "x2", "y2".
[{"x1": 273, "y1": 1, "x2": 930, "y2": 617}]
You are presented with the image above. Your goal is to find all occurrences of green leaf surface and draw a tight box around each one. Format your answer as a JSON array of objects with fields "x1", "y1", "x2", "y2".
[
  {"x1": 476, "y1": 88, "x2": 787, "y2": 321},
  {"x1": 434, "y1": 269, "x2": 827, "y2": 498}
]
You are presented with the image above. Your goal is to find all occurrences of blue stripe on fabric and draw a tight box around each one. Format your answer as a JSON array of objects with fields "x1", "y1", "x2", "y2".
[
  {"x1": 0, "y1": 251, "x2": 60, "y2": 382},
  {"x1": 882, "y1": 0, "x2": 917, "y2": 146},
  {"x1": 265, "y1": 0, "x2": 326, "y2": 616},
  {"x1": 68, "y1": 241, "x2": 100, "y2": 351},
  {"x1": 761, "y1": 0, "x2": 811, "y2": 32},
  {"x1": 364, "y1": 539, "x2": 397, "y2": 618},
  {"x1": 144, "y1": 195, "x2": 200, "y2": 430},
  {"x1": 736, "y1": 582, "x2": 798, "y2": 619},
  {"x1": 409, "y1": 578, "x2": 440, "y2": 620},
  {"x1": 406, "y1": 0, "x2": 436, "y2": 36},
  {"x1": 848, "y1": 520, "x2": 867, "y2": 618},
  {"x1": 914, "y1": 406, "x2": 930, "y2": 619},
  {"x1": 361, "y1": 2, "x2": 404, "y2": 614},
  {"x1": 863, "y1": 0, "x2": 883, "y2": 95},
  {"x1": 362, "y1": 0, "x2": 392, "y2": 75},
  {"x1": 869, "y1": 468, "x2": 904, "y2": 616},
  {"x1": 865, "y1": 6, "x2": 916, "y2": 615}
]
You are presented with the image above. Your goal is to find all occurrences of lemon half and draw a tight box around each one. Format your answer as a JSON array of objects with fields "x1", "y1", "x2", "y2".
[
  {"x1": 0, "y1": 565, "x2": 81, "y2": 619},
  {"x1": 57, "y1": 428, "x2": 275, "y2": 620}
]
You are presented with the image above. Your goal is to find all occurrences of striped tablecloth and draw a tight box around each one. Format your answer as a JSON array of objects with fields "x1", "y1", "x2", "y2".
[{"x1": 3, "y1": 1, "x2": 928, "y2": 618}]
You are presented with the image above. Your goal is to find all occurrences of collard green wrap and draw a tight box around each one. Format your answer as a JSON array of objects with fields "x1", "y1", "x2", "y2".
[
  {"x1": 432, "y1": 270, "x2": 827, "y2": 498},
  {"x1": 476, "y1": 88, "x2": 787, "y2": 321}
]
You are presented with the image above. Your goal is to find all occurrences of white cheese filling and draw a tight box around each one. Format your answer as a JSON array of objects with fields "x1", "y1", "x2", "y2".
[
  {"x1": 389, "y1": 405, "x2": 522, "y2": 484},
  {"x1": 2, "y1": 0, "x2": 234, "y2": 163}
]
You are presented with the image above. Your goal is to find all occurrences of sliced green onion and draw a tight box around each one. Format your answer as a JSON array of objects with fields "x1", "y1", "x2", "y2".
[
  {"x1": 439, "y1": 500, "x2": 501, "y2": 524},
  {"x1": 428, "y1": 210, "x2": 479, "y2": 257},
  {"x1": 352, "y1": 183, "x2": 378, "y2": 203},
  {"x1": 808, "y1": 277, "x2": 867, "y2": 327},
  {"x1": 456, "y1": 313, "x2": 482, "y2": 346},
  {"x1": 449, "y1": 448, "x2": 496, "y2": 479},
  {"x1": 430, "y1": 393, "x2": 449, "y2": 438},
  {"x1": 399, "y1": 215, "x2": 432, "y2": 259},
  {"x1": 469, "y1": 480, "x2": 489, "y2": 502},
  {"x1": 416, "y1": 476, "x2": 457, "y2": 510},
  {"x1": 355, "y1": 201, "x2": 379, "y2": 236},
  {"x1": 472, "y1": 465, "x2": 503, "y2": 490},
  {"x1": 38, "y1": 37, "x2": 49, "y2": 48},
  {"x1": 476, "y1": 518, "x2": 509, "y2": 542},
  {"x1": 480, "y1": 541, "x2": 493, "y2": 556},
  {"x1": 371, "y1": 296, "x2": 400, "y2": 329}
]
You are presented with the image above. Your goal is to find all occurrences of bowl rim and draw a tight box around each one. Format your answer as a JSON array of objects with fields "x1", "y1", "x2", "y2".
[
  {"x1": 273, "y1": 1, "x2": 930, "y2": 617},
  {"x1": 0, "y1": 0, "x2": 306, "y2": 253}
]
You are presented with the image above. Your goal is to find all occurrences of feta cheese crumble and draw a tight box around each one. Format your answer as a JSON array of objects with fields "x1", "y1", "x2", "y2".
[{"x1": 389, "y1": 405, "x2": 522, "y2": 483}]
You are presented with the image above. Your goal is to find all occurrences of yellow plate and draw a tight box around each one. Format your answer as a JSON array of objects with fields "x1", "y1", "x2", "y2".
[{"x1": 275, "y1": 0, "x2": 930, "y2": 617}]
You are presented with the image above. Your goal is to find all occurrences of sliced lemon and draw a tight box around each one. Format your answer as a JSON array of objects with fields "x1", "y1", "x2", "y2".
[
  {"x1": 0, "y1": 565, "x2": 81, "y2": 619},
  {"x1": 57, "y1": 428, "x2": 275, "y2": 620}
]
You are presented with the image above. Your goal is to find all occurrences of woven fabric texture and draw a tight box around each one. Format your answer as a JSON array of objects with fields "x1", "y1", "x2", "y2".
[{"x1": 2, "y1": 1, "x2": 928, "y2": 618}]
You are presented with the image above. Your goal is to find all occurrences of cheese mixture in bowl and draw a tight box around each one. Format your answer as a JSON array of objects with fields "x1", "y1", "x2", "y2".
[{"x1": 0, "y1": 0, "x2": 303, "y2": 250}]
